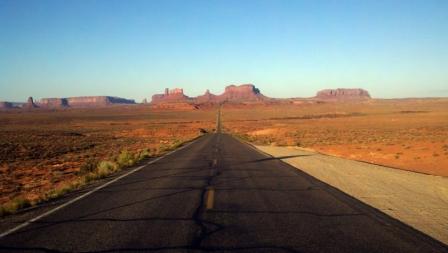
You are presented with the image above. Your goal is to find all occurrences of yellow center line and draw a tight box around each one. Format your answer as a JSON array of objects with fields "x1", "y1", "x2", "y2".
[{"x1": 205, "y1": 187, "x2": 215, "y2": 210}]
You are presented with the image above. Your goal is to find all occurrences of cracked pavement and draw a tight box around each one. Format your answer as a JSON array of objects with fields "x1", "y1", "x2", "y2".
[{"x1": 0, "y1": 132, "x2": 447, "y2": 252}]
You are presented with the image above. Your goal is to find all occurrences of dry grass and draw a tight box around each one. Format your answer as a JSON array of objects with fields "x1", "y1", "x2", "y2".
[
  {"x1": 0, "y1": 105, "x2": 216, "y2": 214},
  {"x1": 2, "y1": 98, "x2": 447, "y2": 215}
]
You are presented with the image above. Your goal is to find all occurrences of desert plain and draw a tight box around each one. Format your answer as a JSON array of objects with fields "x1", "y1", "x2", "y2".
[
  {"x1": 0, "y1": 96, "x2": 447, "y2": 216},
  {"x1": 0, "y1": 106, "x2": 215, "y2": 213},
  {"x1": 223, "y1": 98, "x2": 448, "y2": 177}
]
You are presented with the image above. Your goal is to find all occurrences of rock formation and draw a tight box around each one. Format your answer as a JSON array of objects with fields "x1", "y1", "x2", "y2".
[
  {"x1": 66, "y1": 96, "x2": 135, "y2": 107},
  {"x1": 315, "y1": 88, "x2": 371, "y2": 100},
  {"x1": 195, "y1": 89, "x2": 217, "y2": 103},
  {"x1": 216, "y1": 84, "x2": 266, "y2": 102},
  {"x1": 0, "y1": 85, "x2": 373, "y2": 111},
  {"x1": 151, "y1": 84, "x2": 268, "y2": 105},
  {"x1": 38, "y1": 96, "x2": 135, "y2": 108},
  {"x1": 0, "y1": 101, "x2": 14, "y2": 110},
  {"x1": 151, "y1": 88, "x2": 190, "y2": 103},
  {"x1": 150, "y1": 85, "x2": 372, "y2": 108},
  {"x1": 23, "y1": 97, "x2": 38, "y2": 109},
  {"x1": 39, "y1": 98, "x2": 69, "y2": 108},
  {"x1": 1, "y1": 96, "x2": 135, "y2": 110}
]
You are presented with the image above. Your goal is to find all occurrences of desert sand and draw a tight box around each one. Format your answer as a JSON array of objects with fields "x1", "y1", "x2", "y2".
[
  {"x1": 0, "y1": 106, "x2": 216, "y2": 209},
  {"x1": 224, "y1": 98, "x2": 448, "y2": 176}
]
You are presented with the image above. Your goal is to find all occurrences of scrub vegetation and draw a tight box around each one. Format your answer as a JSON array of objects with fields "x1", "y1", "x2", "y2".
[
  {"x1": 223, "y1": 98, "x2": 448, "y2": 176},
  {"x1": 0, "y1": 105, "x2": 215, "y2": 215}
]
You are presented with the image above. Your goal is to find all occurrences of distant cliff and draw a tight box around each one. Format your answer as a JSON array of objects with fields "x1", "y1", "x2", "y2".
[
  {"x1": 0, "y1": 85, "x2": 374, "y2": 111},
  {"x1": 0, "y1": 101, "x2": 14, "y2": 110},
  {"x1": 0, "y1": 96, "x2": 135, "y2": 110},
  {"x1": 151, "y1": 88, "x2": 191, "y2": 104},
  {"x1": 214, "y1": 84, "x2": 267, "y2": 102},
  {"x1": 151, "y1": 84, "x2": 268, "y2": 105},
  {"x1": 39, "y1": 96, "x2": 135, "y2": 108},
  {"x1": 0, "y1": 100, "x2": 31, "y2": 110},
  {"x1": 24, "y1": 97, "x2": 38, "y2": 109},
  {"x1": 315, "y1": 88, "x2": 371, "y2": 100},
  {"x1": 39, "y1": 98, "x2": 69, "y2": 108},
  {"x1": 67, "y1": 96, "x2": 135, "y2": 107},
  {"x1": 150, "y1": 85, "x2": 372, "y2": 107}
]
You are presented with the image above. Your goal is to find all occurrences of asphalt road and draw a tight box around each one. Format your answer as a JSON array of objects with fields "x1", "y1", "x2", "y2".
[{"x1": 1, "y1": 134, "x2": 447, "y2": 251}]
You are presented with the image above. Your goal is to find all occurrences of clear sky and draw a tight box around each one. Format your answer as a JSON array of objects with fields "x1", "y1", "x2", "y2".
[{"x1": 0, "y1": 0, "x2": 447, "y2": 102}]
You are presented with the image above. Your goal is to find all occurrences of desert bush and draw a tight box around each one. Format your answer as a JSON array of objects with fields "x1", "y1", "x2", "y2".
[
  {"x1": 138, "y1": 149, "x2": 151, "y2": 160},
  {"x1": 169, "y1": 139, "x2": 183, "y2": 150},
  {"x1": 0, "y1": 107, "x2": 212, "y2": 216},
  {"x1": 79, "y1": 158, "x2": 99, "y2": 175},
  {"x1": 0, "y1": 197, "x2": 31, "y2": 216},
  {"x1": 96, "y1": 161, "x2": 119, "y2": 178},
  {"x1": 78, "y1": 156, "x2": 128, "y2": 185},
  {"x1": 98, "y1": 160, "x2": 119, "y2": 173},
  {"x1": 157, "y1": 144, "x2": 169, "y2": 154},
  {"x1": 44, "y1": 184, "x2": 73, "y2": 201},
  {"x1": 96, "y1": 167, "x2": 110, "y2": 179},
  {"x1": 83, "y1": 172, "x2": 99, "y2": 183},
  {"x1": 116, "y1": 150, "x2": 135, "y2": 167}
]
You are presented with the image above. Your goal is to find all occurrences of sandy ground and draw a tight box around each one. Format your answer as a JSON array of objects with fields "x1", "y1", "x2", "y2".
[
  {"x1": 0, "y1": 107, "x2": 215, "y2": 206},
  {"x1": 255, "y1": 145, "x2": 448, "y2": 245},
  {"x1": 224, "y1": 99, "x2": 448, "y2": 177}
]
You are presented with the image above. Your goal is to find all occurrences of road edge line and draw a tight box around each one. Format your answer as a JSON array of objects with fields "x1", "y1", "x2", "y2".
[
  {"x1": 230, "y1": 134, "x2": 448, "y2": 249},
  {"x1": 0, "y1": 135, "x2": 203, "y2": 239}
]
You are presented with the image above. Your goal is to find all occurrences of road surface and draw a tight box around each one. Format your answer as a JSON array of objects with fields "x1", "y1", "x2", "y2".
[
  {"x1": 256, "y1": 144, "x2": 448, "y2": 244},
  {"x1": 0, "y1": 113, "x2": 447, "y2": 252}
]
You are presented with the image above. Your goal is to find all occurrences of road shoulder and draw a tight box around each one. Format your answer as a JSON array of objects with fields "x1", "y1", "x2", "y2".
[
  {"x1": 0, "y1": 135, "x2": 205, "y2": 238},
  {"x1": 254, "y1": 145, "x2": 448, "y2": 245}
]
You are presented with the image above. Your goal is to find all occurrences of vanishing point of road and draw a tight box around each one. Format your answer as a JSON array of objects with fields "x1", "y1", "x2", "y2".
[{"x1": 0, "y1": 109, "x2": 447, "y2": 253}]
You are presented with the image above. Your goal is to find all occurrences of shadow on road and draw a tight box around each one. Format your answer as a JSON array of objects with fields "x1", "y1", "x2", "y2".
[{"x1": 250, "y1": 155, "x2": 313, "y2": 163}]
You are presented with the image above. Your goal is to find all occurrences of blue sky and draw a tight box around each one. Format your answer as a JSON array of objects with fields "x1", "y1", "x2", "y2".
[{"x1": 0, "y1": 0, "x2": 447, "y2": 101}]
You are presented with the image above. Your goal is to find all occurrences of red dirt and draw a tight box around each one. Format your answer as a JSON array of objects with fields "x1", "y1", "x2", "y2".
[
  {"x1": 223, "y1": 99, "x2": 448, "y2": 177},
  {"x1": 0, "y1": 105, "x2": 216, "y2": 205}
]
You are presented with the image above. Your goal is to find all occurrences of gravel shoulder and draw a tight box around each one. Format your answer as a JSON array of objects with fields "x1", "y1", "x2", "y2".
[{"x1": 255, "y1": 145, "x2": 448, "y2": 245}]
